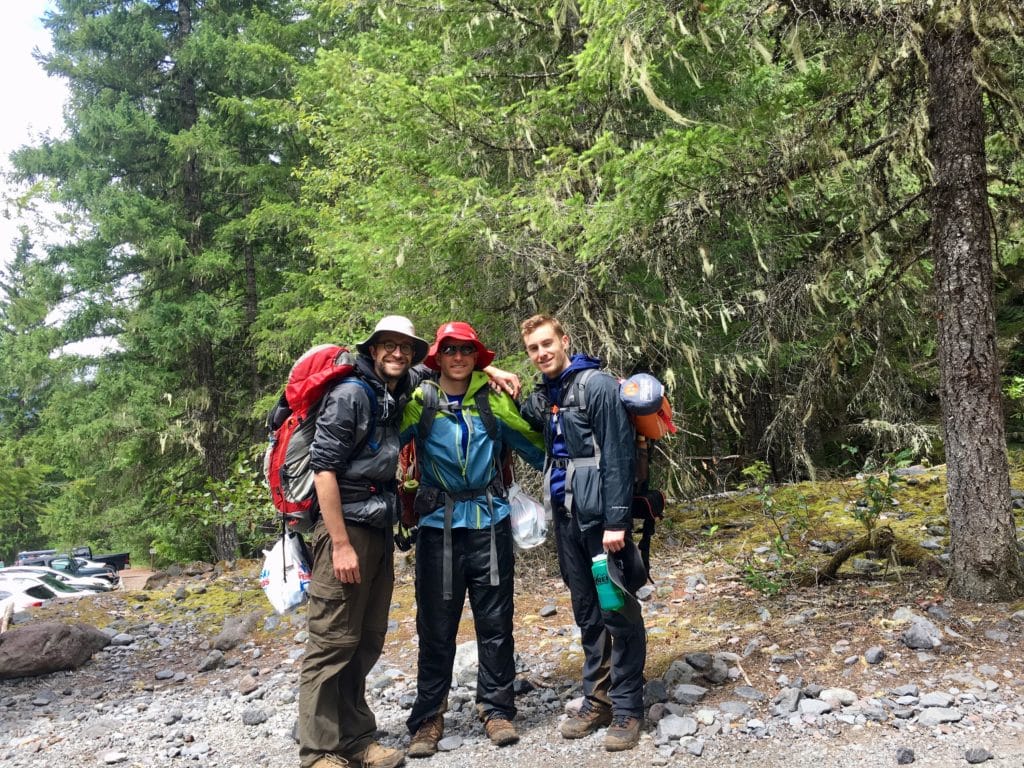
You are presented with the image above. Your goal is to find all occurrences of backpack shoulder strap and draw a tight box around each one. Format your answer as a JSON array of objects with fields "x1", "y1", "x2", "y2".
[
  {"x1": 473, "y1": 386, "x2": 499, "y2": 440},
  {"x1": 573, "y1": 368, "x2": 600, "y2": 413},
  {"x1": 337, "y1": 376, "x2": 379, "y2": 453},
  {"x1": 418, "y1": 379, "x2": 442, "y2": 443}
]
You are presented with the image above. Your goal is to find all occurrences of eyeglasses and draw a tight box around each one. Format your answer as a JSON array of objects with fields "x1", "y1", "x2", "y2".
[
  {"x1": 440, "y1": 343, "x2": 477, "y2": 357},
  {"x1": 378, "y1": 340, "x2": 414, "y2": 356}
]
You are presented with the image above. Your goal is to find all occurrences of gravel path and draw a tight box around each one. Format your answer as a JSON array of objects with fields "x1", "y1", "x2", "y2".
[{"x1": 3, "y1": 563, "x2": 1024, "y2": 768}]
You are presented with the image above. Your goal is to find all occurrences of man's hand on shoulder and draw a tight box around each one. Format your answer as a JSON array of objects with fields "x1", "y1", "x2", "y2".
[{"x1": 484, "y1": 365, "x2": 521, "y2": 399}]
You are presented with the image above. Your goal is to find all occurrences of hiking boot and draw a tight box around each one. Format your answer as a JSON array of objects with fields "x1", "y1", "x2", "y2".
[
  {"x1": 559, "y1": 700, "x2": 612, "y2": 739},
  {"x1": 408, "y1": 714, "x2": 444, "y2": 758},
  {"x1": 348, "y1": 742, "x2": 405, "y2": 768},
  {"x1": 484, "y1": 716, "x2": 519, "y2": 747},
  {"x1": 311, "y1": 756, "x2": 350, "y2": 768},
  {"x1": 604, "y1": 715, "x2": 641, "y2": 752}
]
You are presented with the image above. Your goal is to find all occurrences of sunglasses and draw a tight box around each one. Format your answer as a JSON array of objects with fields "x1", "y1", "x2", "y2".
[
  {"x1": 379, "y1": 340, "x2": 414, "y2": 356},
  {"x1": 440, "y1": 343, "x2": 477, "y2": 357}
]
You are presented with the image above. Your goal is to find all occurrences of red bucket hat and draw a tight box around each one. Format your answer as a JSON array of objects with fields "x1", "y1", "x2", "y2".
[{"x1": 424, "y1": 321, "x2": 496, "y2": 371}]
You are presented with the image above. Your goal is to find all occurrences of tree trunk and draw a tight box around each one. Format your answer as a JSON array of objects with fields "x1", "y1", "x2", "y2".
[
  {"x1": 925, "y1": 19, "x2": 1024, "y2": 601},
  {"x1": 178, "y1": 0, "x2": 237, "y2": 562}
]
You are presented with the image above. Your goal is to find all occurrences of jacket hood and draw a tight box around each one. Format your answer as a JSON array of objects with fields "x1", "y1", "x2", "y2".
[{"x1": 545, "y1": 353, "x2": 601, "y2": 387}]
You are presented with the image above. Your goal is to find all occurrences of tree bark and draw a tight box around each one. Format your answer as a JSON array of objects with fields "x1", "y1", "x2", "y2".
[
  {"x1": 177, "y1": 0, "x2": 237, "y2": 562},
  {"x1": 925, "y1": 19, "x2": 1024, "y2": 601}
]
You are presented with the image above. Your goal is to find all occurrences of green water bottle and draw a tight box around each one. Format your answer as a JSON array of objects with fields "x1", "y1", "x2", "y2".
[{"x1": 591, "y1": 553, "x2": 625, "y2": 612}]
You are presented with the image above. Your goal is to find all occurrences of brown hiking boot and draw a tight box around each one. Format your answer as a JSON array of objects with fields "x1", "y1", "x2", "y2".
[
  {"x1": 348, "y1": 742, "x2": 405, "y2": 768},
  {"x1": 559, "y1": 700, "x2": 612, "y2": 739},
  {"x1": 408, "y1": 714, "x2": 444, "y2": 758},
  {"x1": 604, "y1": 715, "x2": 641, "y2": 752},
  {"x1": 484, "y1": 716, "x2": 519, "y2": 747}
]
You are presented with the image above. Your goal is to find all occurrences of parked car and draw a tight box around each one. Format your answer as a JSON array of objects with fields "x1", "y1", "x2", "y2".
[
  {"x1": 71, "y1": 546, "x2": 131, "y2": 572},
  {"x1": 0, "y1": 565, "x2": 114, "y2": 592},
  {"x1": 43, "y1": 555, "x2": 118, "y2": 584},
  {"x1": 0, "y1": 573, "x2": 100, "y2": 599},
  {"x1": 14, "y1": 549, "x2": 57, "y2": 566},
  {"x1": 0, "y1": 588, "x2": 48, "y2": 611}
]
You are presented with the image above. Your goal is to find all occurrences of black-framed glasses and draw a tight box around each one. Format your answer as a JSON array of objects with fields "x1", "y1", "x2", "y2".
[
  {"x1": 379, "y1": 340, "x2": 414, "y2": 356},
  {"x1": 440, "y1": 343, "x2": 477, "y2": 357}
]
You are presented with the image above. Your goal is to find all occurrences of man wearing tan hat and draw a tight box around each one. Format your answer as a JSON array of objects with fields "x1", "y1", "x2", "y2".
[
  {"x1": 299, "y1": 314, "x2": 428, "y2": 768},
  {"x1": 400, "y1": 322, "x2": 544, "y2": 757}
]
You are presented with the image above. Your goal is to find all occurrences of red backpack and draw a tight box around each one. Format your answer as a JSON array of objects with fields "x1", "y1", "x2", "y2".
[{"x1": 264, "y1": 344, "x2": 376, "y2": 532}]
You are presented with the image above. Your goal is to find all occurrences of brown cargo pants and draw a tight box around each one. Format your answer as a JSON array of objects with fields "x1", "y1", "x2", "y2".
[{"x1": 298, "y1": 520, "x2": 395, "y2": 767}]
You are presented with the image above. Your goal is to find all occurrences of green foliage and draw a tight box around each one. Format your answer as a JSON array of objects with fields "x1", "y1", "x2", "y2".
[
  {"x1": 850, "y1": 448, "x2": 914, "y2": 534},
  {"x1": 2, "y1": 0, "x2": 1022, "y2": 571}
]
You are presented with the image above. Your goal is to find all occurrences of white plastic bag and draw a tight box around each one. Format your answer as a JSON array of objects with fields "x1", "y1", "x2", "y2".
[
  {"x1": 260, "y1": 532, "x2": 311, "y2": 613},
  {"x1": 508, "y1": 483, "x2": 547, "y2": 551}
]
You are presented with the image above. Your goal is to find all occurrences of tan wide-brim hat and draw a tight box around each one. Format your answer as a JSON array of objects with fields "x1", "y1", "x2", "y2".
[{"x1": 355, "y1": 315, "x2": 429, "y2": 365}]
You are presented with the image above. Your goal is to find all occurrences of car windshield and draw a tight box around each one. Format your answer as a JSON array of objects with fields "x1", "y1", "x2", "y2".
[{"x1": 37, "y1": 574, "x2": 78, "y2": 593}]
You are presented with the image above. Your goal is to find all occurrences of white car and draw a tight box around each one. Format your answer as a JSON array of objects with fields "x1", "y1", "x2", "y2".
[
  {"x1": 0, "y1": 587, "x2": 50, "y2": 611},
  {"x1": 0, "y1": 565, "x2": 114, "y2": 592},
  {"x1": 0, "y1": 573, "x2": 100, "y2": 601}
]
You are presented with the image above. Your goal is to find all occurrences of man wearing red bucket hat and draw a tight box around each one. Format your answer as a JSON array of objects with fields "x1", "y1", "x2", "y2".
[
  {"x1": 401, "y1": 321, "x2": 545, "y2": 756},
  {"x1": 519, "y1": 313, "x2": 648, "y2": 752}
]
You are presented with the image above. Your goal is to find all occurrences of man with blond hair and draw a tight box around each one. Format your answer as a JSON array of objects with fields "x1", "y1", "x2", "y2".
[{"x1": 520, "y1": 313, "x2": 648, "y2": 752}]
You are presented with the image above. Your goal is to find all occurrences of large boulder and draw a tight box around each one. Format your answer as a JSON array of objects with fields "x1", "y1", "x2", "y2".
[{"x1": 0, "y1": 621, "x2": 110, "y2": 679}]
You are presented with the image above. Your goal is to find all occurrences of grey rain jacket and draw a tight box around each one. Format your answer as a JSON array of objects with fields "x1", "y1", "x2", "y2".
[{"x1": 522, "y1": 359, "x2": 635, "y2": 534}]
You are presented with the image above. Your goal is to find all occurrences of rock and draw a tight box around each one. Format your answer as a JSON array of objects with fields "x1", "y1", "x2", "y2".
[
  {"x1": 916, "y1": 707, "x2": 962, "y2": 726},
  {"x1": 733, "y1": 685, "x2": 767, "y2": 702},
  {"x1": 213, "y1": 610, "x2": 263, "y2": 651},
  {"x1": 895, "y1": 746, "x2": 915, "y2": 764},
  {"x1": 663, "y1": 659, "x2": 699, "y2": 687},
  {"x1": 772, "y1": 687, "x2": 801, "y2": 716},
  {"x1": 798, "y1": 698, "x2": 832, "y2": 716},
  {"x1": 658, "y1": 714, "x2": 698, "y2": 739},
  {"x1": 437, "y1": 735, "x2": 463, "y2": 752},
  {"x1": 100, "y1": 751, "x2": 128, "y2": 764},
  {"x1": 0, "y1": 621, "x2": 111, "y2": 679},
  {"x1": 919, "y1": 691, "x2": 954, "y2": 708},
  {"x1": 453, "y1": 641, "x2": 478, "y2": 687},
  {"x1": 718, "y1": 701, "x2": 751, "y2": 717},
  {"x1": 538, "y1": 604, "x2": 557, "y2": 618},
  {"x1": 143, "y1": 571, "x2": 173, "y2": 590},
  {"x1": 901, "y1": 618, "x2": 942, "y2": 650},
  {"x1": 893, "y1": 466, "x2": 927, "y2": 477},
  {"x1": 964, "y1": 747, "x2": 993, "y2": 764},
  {"x1": 684, "y1": 652, "x2": 713, "y2": 671},
  {"x1": 685, "y1": 738, "x2": 705, "y2": 756},
  {"x1": 865, "y1": 646, "x2": 885, "y2": 664},
  {"x1": 926, "y1": 604, "x2": 952, "y2": 621},
  {"x1": 672, "y1": 684, "x2": 708, "y2": 704},
  {"x1": 820, "y1": 688, "x2": 856, "y2": 706},
  {"x1": 644, "y1": 678, "x2": 669, "y2": 705},
  {"x1": 199, "y1": 649, "x2": 225, "y2": 672},
  {"x1": 891, "y1": 684, "x2": 920, "y2": 697},
  {"x1": 242, "y1": 707, "x2": 269, "y2": 726}
]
